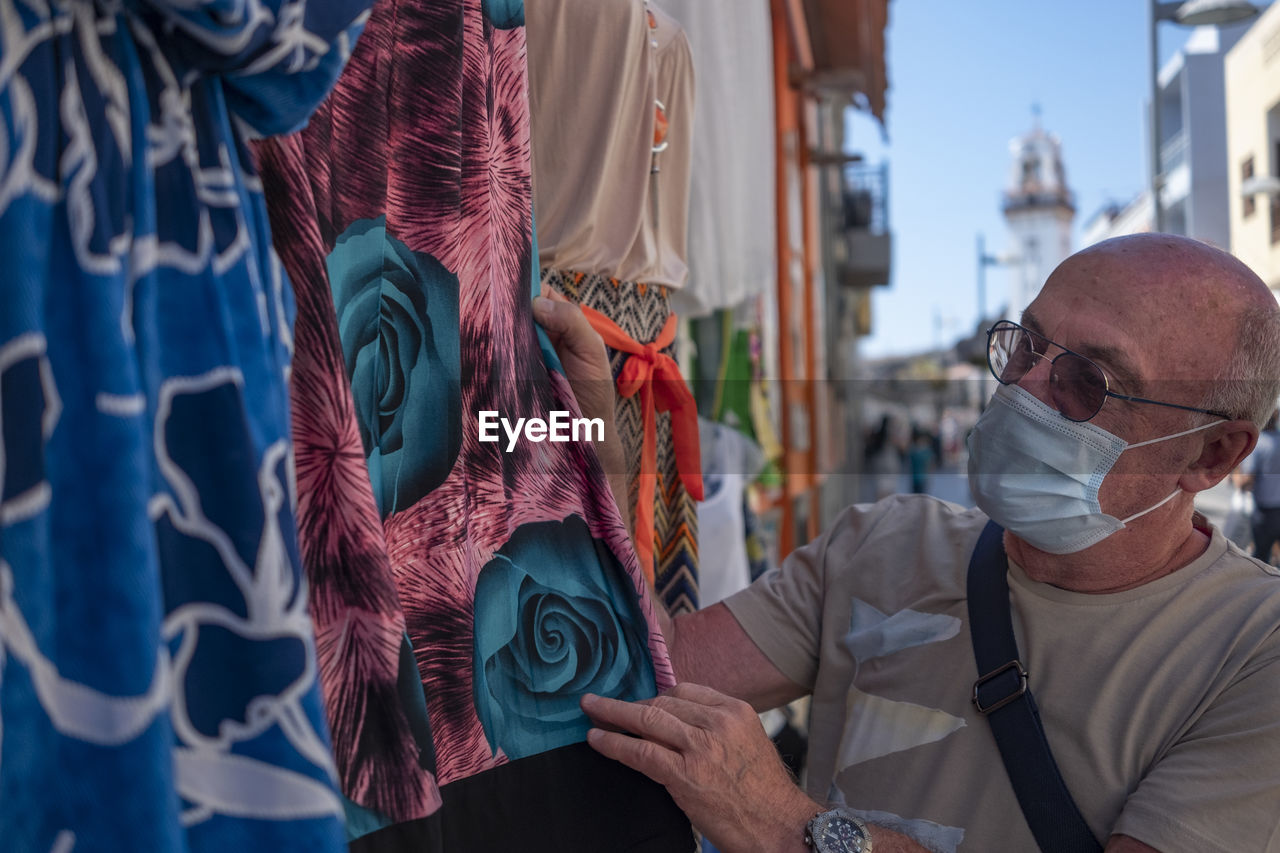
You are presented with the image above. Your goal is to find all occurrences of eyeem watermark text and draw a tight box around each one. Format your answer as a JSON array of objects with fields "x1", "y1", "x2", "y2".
[{"x1": 478, "y1": 411, "x2": 604, "y2": 452}]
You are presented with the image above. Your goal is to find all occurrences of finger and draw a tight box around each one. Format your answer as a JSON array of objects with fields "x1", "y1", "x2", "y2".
[
  {"x1": 583, "y1": 712, "x2": 629, "y2": 735},
  {"x1": 531, "y1": 296, "x2": 568, "y2": 349},
  {"x1": 531, "y1": 294, "x2": 580, "y2": 336},
  {"x1": 581, "y1": 694, "x2": 696, "y2": 751},
  {"x1": 532, "y1": 297, "x2": 605, "y2": 360},
  {"x1": 544, "y1": 286, "x2": 571, "y2": 304},
  {"x1": 640, "y1": 692, "x2": 725, "y2": 732},
  {"x1": 660, "y1": 684, "x2": 759, "y2": 731},
  {"x1": 531, "y1": 295, "x2": 560, "y2": 331},
  {"x1": 586, "y1": 728, "x2": 681, "y2": 787},
  {"x1": 664, "y1": 682, "x2": 747, "y2": 709}
]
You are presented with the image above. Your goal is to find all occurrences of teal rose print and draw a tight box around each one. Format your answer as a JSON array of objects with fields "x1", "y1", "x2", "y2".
[
  {"x1": 328, "y1": 216, "x2": 462, "y2": 516},
  {"x1": 482, "y1": 0, "x2": 524, "y2": 28},
  {"x1": 473, "y1": 515, "x2": 657, "y2": 761}
]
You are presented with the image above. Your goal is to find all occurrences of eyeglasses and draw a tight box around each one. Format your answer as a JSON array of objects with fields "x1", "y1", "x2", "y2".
[{"x1": 985, "y1": 320, "x2": 1233, "y2": 423}]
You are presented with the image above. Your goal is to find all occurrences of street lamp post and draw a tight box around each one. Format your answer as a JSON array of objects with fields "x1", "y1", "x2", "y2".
[
  {"x1": 976, "y1": 233, "x2": 1020, "y2": 326},
  {"x1": 977, "y1": 233, "x2": 989, "y2": 325},
  {"x1": 1148, "y1": 0, "x2": 1260, "y2": 234},
  {"x1": 1150, "y1": 1, "x2": 1165, "y2": 233}
]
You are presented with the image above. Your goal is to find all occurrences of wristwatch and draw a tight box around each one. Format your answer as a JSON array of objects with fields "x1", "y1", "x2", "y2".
[{"x1": 804, "y1": 808, "x2": 873, "y2": 853}]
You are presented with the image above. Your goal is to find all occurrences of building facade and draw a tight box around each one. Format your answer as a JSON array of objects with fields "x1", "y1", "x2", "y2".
[
  {"x1": 1226, "y1": 1, "x2": 1280, "y2": 294},
  {"x1": 1085, "y1": 23, "x2": 1250, "y2": 249}
]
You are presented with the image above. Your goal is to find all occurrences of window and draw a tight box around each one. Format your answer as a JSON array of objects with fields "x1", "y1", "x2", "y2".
[
  {"x1": 1021, "y1": 153, "x2": 1041, "y2": 189},
  {"x1": 1273, "y1": 140, "x2": 1280, "y2": 245},
  {"x1": 1243, "y1": 156, "x2": 1256, "y2": 218}
]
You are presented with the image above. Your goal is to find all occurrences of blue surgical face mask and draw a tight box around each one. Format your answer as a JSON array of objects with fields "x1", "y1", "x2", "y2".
[{"x1": 967, "y1": 384, "x2": 1218, "y2": 554}]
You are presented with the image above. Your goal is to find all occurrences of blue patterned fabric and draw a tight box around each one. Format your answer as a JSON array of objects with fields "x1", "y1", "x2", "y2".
[{"x1": 0, "y1": 2, "x2": 371, "y2": 850}]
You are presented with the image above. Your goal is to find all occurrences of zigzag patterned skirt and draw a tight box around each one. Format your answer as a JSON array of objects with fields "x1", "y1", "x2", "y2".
[{"x1": 543, "y1": 269, "x2": 700, "y2": 614}]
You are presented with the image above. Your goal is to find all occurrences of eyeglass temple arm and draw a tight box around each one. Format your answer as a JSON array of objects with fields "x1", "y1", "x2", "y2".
[
  {"x1": 1104, "y1": 390, "x2": 1232, "y2": 420},
  {"x1": 989, "y1": 327, "x2": 1234, "y2": 420}
]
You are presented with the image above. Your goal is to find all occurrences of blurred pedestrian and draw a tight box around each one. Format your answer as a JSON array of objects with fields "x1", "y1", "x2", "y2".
[
  {"x1": 1223, "y1": 469, "x2": 1255, "y2": 551},
  {"x1": 863, "y1": 414, "x2": 903, "y2": 499},
  {"x1": 1240, "y1": 410, "x2": 1280, "y2": 564},
  {"x1": 908, "y1": 427, "x2": 935, "y2": 494}
]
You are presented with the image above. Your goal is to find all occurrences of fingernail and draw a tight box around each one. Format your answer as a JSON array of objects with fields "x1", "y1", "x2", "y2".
[
  {"x1": 586, "y1": 728, "x2": 602, "y2": 743},
  {"x1": 532, "y1": 296, "x2": 553, "y2": 316},
  {"x1": 581, "y1": 693, "x2": 598, "y2": 707}
]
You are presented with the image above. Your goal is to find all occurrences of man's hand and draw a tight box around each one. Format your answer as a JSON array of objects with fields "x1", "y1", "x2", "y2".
[
  {"x1": 581, "y1": 683, "x2": 821, "y2": 853},
  {"x1": 532, "y1": 288, "x2": 633, "y2": 536},
  {"x1": 532, "y1": 287, "x2": 615, "y2": 431}
]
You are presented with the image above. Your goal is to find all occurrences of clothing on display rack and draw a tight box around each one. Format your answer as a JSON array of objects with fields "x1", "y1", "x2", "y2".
[
  {"x1": 696, "y1": 419, "x2": 766, "y2": 606},
  {"x1": 528, "y1": 0, "x2": 658, "y2": 282},
  {"x1": 543, "y1": 271, "x2": 703, "y2": 613},
  {"x1": 529, "y1": 0, "x2": 702, "y2": 614},
  {"x1": 617, "y1": 2, "x2": 695, "y2": 292},
  {"x1": 653, "y1": 0, "x2": 776, "y2": 317},
  {"x1": 253, "y1": 0, "x2": 691, "y2": 848},
  {"x1": 743, "y1": 490, "x2": 774, "y2": 582},
  {"x1": 0, "y1": 2, "x2": 371, "y2": 850}
]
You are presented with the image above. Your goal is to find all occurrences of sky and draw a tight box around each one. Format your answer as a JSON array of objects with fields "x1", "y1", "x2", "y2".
[{"x1": 850, "y1": 0, "x2": 1211, "y2": 358}]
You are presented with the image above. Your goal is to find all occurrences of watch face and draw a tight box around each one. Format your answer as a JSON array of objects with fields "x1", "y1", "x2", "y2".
[{"x1": 813, "y1": 814, "x2": 868, "y2": 853}]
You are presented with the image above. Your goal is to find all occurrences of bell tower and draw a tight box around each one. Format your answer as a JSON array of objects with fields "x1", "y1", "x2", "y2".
[{"x1": 1002, "y1": 107, "x2": 1075, "y2": 318}]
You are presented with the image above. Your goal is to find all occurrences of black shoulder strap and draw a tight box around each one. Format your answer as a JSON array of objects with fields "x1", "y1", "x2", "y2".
[{"x1": 966, "y1": 521, "x2": 1103, "y2": 853}]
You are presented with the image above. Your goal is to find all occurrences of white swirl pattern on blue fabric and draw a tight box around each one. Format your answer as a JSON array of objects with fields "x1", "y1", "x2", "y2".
[{"x1": 0, "y1": 1, "x2": 370, "y2": 849}]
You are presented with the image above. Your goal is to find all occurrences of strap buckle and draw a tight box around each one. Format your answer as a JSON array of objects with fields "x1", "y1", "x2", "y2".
[{"x1": 971, "y1": 660, "x2": 1028, "y2": 715}]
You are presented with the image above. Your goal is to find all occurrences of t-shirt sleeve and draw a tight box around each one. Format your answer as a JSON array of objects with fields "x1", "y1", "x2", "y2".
[
  {"x1": 721, "y1": 534, "x2": 828, "y2": 688},
  {"x1": 1111, "y1": 642, "x2": 1280, "y2": 851},
  {"x1": 721, "y1": 502, "x2": 890, "y2": 690}
]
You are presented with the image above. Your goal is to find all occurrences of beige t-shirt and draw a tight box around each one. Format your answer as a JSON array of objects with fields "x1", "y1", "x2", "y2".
[
  {"x1": 614, "y1": 5, "x2": 693, "y2": 290},
  {"x1": 527, "y1": 0, "x2": 693, "y2": 289},
  {"x1": 724, "y1": 494, "x2": 1280, "y2": 852},
  {"x1": 527, "y1": 0, "x2": 653, "y2": 279}
]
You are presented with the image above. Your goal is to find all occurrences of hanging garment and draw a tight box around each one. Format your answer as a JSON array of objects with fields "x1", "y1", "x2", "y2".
[
  {"x1": 544, "y1": 271, "x2": 702, "y2": 615},
  {"x1": 528, "y1": 0, "x2": 694, "y2": 294},
  {"x1": 529, "y1": 0, "x2": 701, "y2": 613},
  {"x1": 696, "y1": 420, "x2": 765, "y2": 607},
  {"x1": 526, "y1": 0, "x2": 656, "y2": 281},
  {"x1": 0, "y1": 3, "x2": 371, "y2": 851},
  {"x1": 252, "y1": 0, "x2": 690, "y2": 849},
  {"x1": 615, "y1": 3, "x2": 695, "y2": 291},
  {"x1": 743, "y1": 489, "x2": 774, "y2": 582},
  {"x1": 654, "y1": 0, "x2": 776, "y2": 317}
]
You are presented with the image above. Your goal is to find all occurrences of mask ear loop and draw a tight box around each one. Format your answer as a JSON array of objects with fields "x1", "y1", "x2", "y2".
[
  {"x1": 1120, "y1": 488, "x2": 1182, "y2": 524},
  {"x1": 1126, "y1": 419, "x2": 1220, "y2": 449},
  {"x1": 1118, "y1": 420, "x2": 1220, "y2": 524}
]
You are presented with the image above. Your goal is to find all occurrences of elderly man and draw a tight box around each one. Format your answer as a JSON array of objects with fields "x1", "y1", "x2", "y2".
[{"x1": 564, "y1": 235, "x2": 1280, "y2": 852}]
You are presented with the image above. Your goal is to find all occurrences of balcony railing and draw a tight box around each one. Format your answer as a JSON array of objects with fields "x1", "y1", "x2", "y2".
[
  {"x1": 842, "y1": 162, "x2": 889, "y2": 235},
  {"x1": 1159, "y1": 130, "x2": 1188, "y2": 175},
  {"x1": 837, "y1": 162, "x2": 891, "y2": 288}
]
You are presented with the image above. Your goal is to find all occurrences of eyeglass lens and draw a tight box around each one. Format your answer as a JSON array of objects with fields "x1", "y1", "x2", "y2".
[{"x1": 989, "y1": 324, "x2": 1108, "y2": 421}]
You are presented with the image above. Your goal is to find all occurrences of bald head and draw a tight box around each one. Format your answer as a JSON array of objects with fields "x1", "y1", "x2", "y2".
[
  {"x1": 1036, "y1": 234, "x2": 1280, "y2": 425},
  {"x1": 1066, "y1": 233, "x2": 1273, "y2": 313}
]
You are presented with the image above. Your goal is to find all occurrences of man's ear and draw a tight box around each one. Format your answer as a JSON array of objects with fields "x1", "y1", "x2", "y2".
[{"x1": 1180, "y1": 420, "x2": 1259, "y2": 494}]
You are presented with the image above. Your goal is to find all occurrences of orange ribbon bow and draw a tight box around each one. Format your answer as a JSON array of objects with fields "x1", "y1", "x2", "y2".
[{"x1": 580, "y1": 305, "x2": 704, "y2": 586}]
